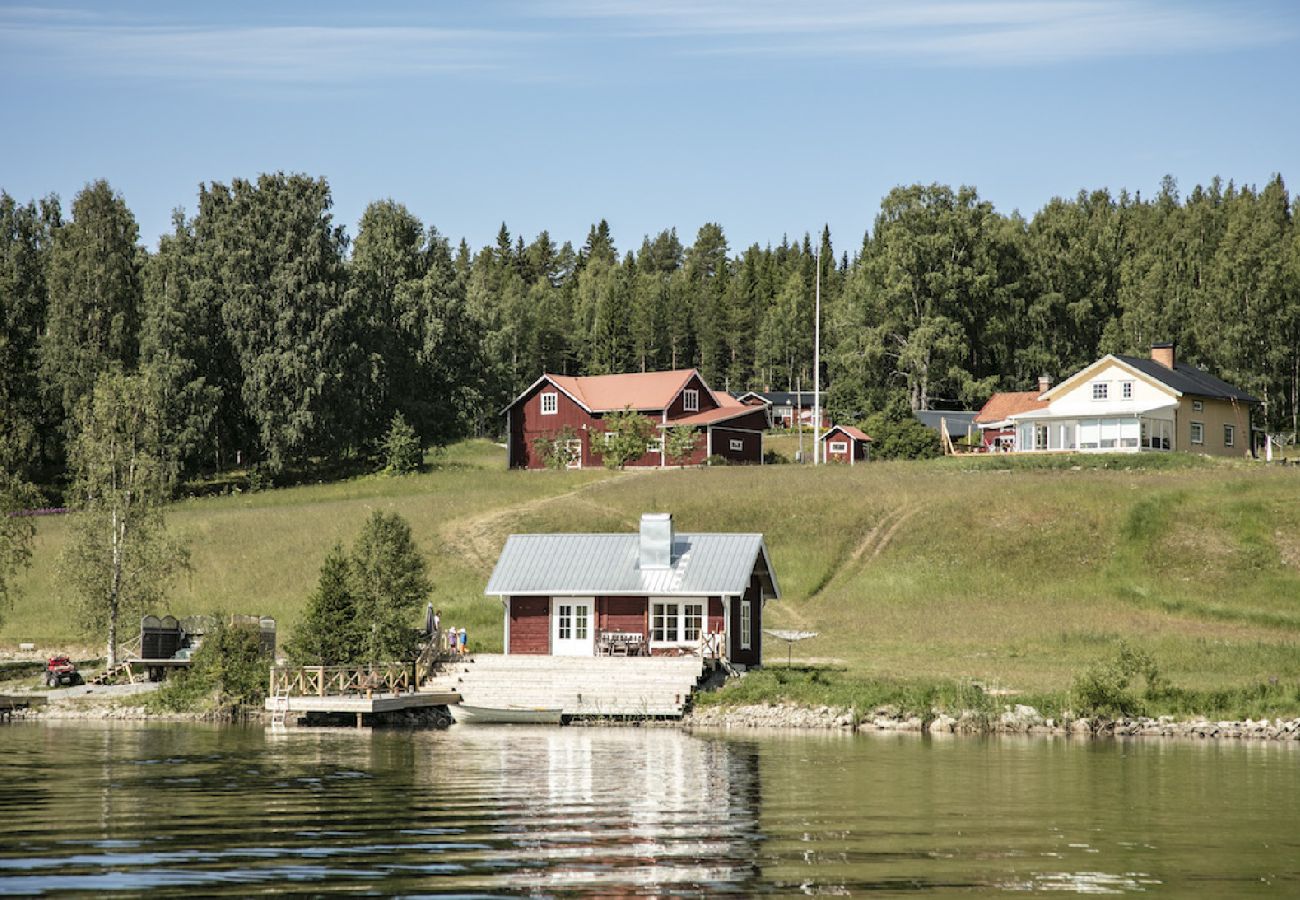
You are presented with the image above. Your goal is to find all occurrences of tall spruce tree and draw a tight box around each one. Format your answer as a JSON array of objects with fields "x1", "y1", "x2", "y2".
[{"x1": 196, "y1": 173, "x2": 352, "y2": 472}]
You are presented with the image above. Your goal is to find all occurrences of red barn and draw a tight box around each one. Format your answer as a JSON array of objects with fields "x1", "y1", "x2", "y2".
[
  {"x1": 484, "y1": 513, "x2": 780, "y2": 669},
  {"x1": 503, "y1": 369, "x2": 769, "y2": 468},
  {"x1": 821, "y1": 425, "x2": 872, "y2": 464}
]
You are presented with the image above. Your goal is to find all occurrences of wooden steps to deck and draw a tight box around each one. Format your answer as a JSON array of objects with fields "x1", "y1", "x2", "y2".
[{"x1": 432, "y1": 654, "x2": 707, "y2": 719}]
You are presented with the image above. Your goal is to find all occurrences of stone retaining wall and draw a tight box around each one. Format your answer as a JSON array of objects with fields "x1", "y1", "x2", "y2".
[{"x1": 686, "y1": 703, "x2": 1300, "y2": 741}]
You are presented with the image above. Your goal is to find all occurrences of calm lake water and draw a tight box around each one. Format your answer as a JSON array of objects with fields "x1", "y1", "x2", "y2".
[{"x1": 0, "y1": 722, "x2": 1297, "y2": 895}]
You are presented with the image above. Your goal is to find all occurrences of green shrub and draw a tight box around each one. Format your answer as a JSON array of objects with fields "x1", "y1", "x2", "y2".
[
  {"x1": 1071, "y1": 642, "x2": 1162, "y2": 718},
  {"x1": 149, "y1": 618, "x2": 270, "y2": 714},
  {"x1": 860, "y1": 408, "x2": 941, "y2": 460}
]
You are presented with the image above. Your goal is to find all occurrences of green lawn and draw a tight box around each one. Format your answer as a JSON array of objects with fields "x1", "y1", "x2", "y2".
[{"x1": 6, "y1": 443, "x2": 1300, "y2": 713}]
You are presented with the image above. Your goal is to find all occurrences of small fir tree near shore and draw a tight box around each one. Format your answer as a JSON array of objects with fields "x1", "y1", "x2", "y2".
[
  {"x1": 285, "y1": 545, "x2": 361, "y2": 665},
  {"x1": 288, "y1": 511, "x2": 431, "y2": 665}
]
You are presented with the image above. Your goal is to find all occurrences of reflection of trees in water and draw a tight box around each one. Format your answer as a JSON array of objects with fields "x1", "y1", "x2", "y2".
[{"x1": 437, "y1": 728, "x2": 765, "y2": 892}]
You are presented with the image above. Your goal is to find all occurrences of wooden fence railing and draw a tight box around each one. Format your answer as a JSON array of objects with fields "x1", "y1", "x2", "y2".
[{"x1": 269, "y1": 663, "x2": 415, "y2": 698}]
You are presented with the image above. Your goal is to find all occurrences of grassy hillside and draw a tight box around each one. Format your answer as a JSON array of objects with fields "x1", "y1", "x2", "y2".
[{"x1": 6, "y1": 441, "x2": 1300, "y2": 706}]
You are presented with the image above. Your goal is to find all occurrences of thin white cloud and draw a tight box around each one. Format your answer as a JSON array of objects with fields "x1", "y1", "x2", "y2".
[
  {"x1": 546, "y1": 0, "x2": 1292, "y2": 64},
  {"x1": 0, "y1": 9, "x2": 529, "y2": 82}
]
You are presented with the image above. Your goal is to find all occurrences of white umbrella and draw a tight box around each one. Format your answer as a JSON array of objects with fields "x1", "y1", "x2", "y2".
[{"x1": 763, "y1": 629, "x2": 819, "y2": 667}]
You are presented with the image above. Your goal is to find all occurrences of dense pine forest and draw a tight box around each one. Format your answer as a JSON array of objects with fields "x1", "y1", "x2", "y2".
[{"x1": 2, "y1": 172, "x2": 1298, "y2": 488}]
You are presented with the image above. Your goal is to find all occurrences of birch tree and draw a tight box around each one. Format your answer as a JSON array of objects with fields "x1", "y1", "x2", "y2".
[{"x1": 59, "y1": 370, "x2": 188, "y2": 666}]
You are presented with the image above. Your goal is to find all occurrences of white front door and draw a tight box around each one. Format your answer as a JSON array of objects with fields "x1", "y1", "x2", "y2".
[{"x1": 553, "y1": 598, "x2": 594, "y2": 656}]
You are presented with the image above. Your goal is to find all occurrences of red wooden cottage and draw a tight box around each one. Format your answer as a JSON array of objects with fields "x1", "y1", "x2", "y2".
[
  {"x1": 503, "y1": 369, "x2": 769, "y2": 469},
  {"x1": 821, "y1": 425, "x2": 872, "y2": 464},
  {"x1": 484, "y1": 513, "x2": 780, "y2": 669}
]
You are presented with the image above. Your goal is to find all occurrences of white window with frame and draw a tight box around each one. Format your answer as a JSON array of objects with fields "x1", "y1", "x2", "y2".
[
  {"x1": 648, "y1": 438, "x2": 662, "y2": 454},
  {"x1": 1224, "y1": 424, "x2": 1235, "y2": 447},
  {"x1": 1190, "y1": 421, "x2": 1204, "y2": 445},
  {"x1": 651, "y1": 600, "x2": 705, "y2": 646},
  {"x1": 1092, "y1": 382, "x2": 1108, "y2": 401},
  {"x1": 682, "y1": 389, "x2": 700, "y2": 412},
  {"x1": 540, "y1": 391, "x2": 558, "y2": 415},
  {"x1": 829, "y1": 441, "x2": 848, "y2": 454},
  {"x1": 1121, "y1": 381, "x2": 1133, "y2": 400},
  {"x1": 729, "y1": 438, "x2": 744, "y2": 452},
  {"x1": 1192, "y1": 400, "x2": 1204, "y2": 412},
  {"x1": 1034, "y1": 424, "x2": 1048, "y2": 450},
  {"x1": 739, "y1": 600, "x2": 752, "y2": 650}
]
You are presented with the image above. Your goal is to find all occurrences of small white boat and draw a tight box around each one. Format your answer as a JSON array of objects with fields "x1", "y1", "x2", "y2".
[{"x1": 453, "y1": 704, "x2": 563, "y2": 725}]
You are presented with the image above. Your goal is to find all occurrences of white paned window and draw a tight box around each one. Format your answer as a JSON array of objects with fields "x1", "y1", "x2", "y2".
[
  {"x1": 540, "y1": 392, "x2": 558, "y2": 415},
  {"x1": 1122, "y1": 381, "x2": 1133, "y2": 399},
  {"x1": 729, "y1": 439, "x2": 744, "y2": 451},
  {"x1": 1193, "y1": 400, "x2": 1204, "y2": 412},
  {"x1": 648, "y1": 439, "x2": 662, "y2": 454},
  {"x1": 1224, "y1": 424, "x2": 1235, "y2": 447},
  {"x1": 652, "y1": 602, "x2": 679, "y2": 643},
  {"x1": 683, "y1": 389, "x2": 700, "y2": 412},
  {"x1": 653, "y1": 600, "x2": 707, "y2": 644},
  {"x1": 829, "y1": 441, "x2": 848, "y2": 454},
  {"x1": 557, "y1": 604, "x2": 573, "y2": 640},
  {"x1": 1092, "y1": 382, "x2": 1108, "y2": 401},
  {"x1": 684, "y1": 604, "x2": 703, "y2": 642},
  {"x1": 1190, "y1": 422, "x2": 1204, "y2": 445},
  {"x1": 740, "y1": 600, "x2": 752, "y2": 650}
]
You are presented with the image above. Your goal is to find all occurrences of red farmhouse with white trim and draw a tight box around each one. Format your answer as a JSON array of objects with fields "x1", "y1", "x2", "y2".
[
  {"x1": 504, "y1": 368, "x2": 769, "y2": 469},
  {"x1": 821, "y1": 425, "x2": 873, "y2": 464}
]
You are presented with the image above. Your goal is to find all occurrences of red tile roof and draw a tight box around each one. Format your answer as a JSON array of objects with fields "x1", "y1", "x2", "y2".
[
  {"x1": 542, "y1": 369, "x2": 723, "y2": 412},
  {"x1": 974, "y1": 391, "x2": 1048, "y2": 425},
  {"x1": 823, "y1": 424, "x2": 873, "y2": 443},
  {"x1": 666, "y1": 406, "x2": 759, "y2": 427}
]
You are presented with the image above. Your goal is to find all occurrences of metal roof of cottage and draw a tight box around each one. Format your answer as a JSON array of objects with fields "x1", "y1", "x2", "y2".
[{"x1": 485, "y1": 531, "x2": 780, "y2": 599}]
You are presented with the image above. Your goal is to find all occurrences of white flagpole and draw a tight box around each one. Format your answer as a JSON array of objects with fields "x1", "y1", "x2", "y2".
[{"x1": 813, "y1": 241, "x2": 822, "y2": 465}]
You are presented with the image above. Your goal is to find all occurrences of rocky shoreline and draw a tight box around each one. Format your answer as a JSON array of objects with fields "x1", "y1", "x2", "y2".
[
  {"x1": 12, "y1": 695, "x2": 1300, "y2": 741},
  {"x1": 685, "y1": 702, "x2": 1300, "y2": 742}
]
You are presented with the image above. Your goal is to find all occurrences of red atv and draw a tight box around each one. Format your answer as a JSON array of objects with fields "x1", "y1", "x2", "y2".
[{"x1": 45, "y1": 656, "x2": 82, "y2": 688}]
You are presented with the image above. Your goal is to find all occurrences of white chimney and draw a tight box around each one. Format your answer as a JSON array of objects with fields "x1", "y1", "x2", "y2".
[
  {"x1": 639, "y1": 513, "x2": 674, "y2": 569},
  {"x1": 1038, "y1": 374, "x2": 1053, "y2": 394}
]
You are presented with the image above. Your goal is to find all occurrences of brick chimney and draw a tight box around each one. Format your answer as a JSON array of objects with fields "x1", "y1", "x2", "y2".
[
  {"x1": 1037, "y1": 374, "x2": 1053, "y2": 394},
  {"x1": 1151, "y1": 342, "x2": 1176, "y2": 370},
  {"x1": 639, "y1": 512, "x2": 674, "y2": 569}
]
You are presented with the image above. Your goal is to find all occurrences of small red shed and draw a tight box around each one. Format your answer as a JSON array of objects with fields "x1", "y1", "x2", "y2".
[{"x1": 821, "y1": 425, "x2": 872, "y2": 464}]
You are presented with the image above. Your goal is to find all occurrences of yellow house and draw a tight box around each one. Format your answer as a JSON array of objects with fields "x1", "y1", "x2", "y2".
[{"x1": 1006, "y1": 344, "x2": 1258, "y2": 457}]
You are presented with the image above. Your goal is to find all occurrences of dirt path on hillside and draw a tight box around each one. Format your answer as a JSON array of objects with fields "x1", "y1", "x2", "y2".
[
  {"x1": 442, "y1": 478, "x2": 626, "y2": 572},
  {"x1": 808, "y1": 502, "x2": 922, "y2": 599}
]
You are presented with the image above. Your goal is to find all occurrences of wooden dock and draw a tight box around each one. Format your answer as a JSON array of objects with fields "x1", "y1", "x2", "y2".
[
  {"x1": 265, "y1": 662, "x2": 459, "y2": 726},
  {"x1": 265, "y1": 690, "x2": 459, "y2": 717}
]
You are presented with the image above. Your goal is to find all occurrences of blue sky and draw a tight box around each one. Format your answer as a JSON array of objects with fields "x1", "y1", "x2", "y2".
[{"x1": 2, "y1": 1, "x2": 1297, "y2": 255}]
